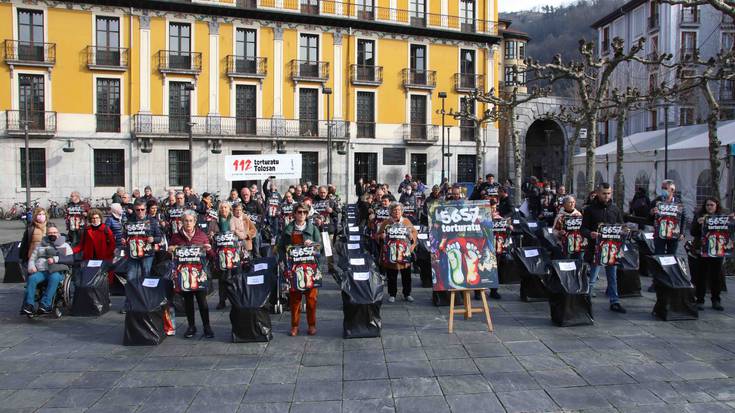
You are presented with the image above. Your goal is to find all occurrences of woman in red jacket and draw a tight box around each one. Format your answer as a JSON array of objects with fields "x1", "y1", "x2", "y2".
[{"x1": 72, "y1": 209, "x2": 116, "y2": 260}]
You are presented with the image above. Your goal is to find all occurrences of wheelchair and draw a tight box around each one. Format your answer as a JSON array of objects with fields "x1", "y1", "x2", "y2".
[{"x1": 21, "y1": 270, "x2": 73, "y2": 319}]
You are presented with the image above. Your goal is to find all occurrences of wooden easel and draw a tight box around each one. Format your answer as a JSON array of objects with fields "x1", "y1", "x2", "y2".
[{"x1": 448, "y1": 289, "x2": 494, "y2": 333}]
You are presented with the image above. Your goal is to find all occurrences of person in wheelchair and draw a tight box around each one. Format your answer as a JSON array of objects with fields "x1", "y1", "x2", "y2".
[{"x1": 21, "y1": 224, "x2": 73, "y2": 315}]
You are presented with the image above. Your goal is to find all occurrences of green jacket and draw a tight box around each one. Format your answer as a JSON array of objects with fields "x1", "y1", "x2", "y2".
[{"x1": 279, "y1": 221, "x2": 322, "y2": 257}]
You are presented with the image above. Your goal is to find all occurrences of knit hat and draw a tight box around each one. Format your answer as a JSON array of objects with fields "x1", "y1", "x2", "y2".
[{"x1": 110, "y1": 203, "x2": 123, "y2": 219}]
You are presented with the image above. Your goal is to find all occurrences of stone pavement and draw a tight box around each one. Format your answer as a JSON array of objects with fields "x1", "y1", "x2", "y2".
[{"x1": 1, "y1": 220, "x2": 735, "y2": 413}]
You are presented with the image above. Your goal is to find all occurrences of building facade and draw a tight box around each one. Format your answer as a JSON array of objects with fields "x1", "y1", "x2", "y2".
[
  {"x1": 0, "y1": 0, "x2": 505, "y2": 205},
  {"x1": 592, "y1": 0, "x2": 734, "y2": 144}
]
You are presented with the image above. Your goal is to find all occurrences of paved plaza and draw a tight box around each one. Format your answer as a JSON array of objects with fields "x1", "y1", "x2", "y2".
[{"x1": 1, "y1": 220, "x2": 735, "y2": 413}]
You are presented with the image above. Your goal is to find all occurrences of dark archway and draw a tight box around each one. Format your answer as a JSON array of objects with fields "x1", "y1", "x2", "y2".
[{"x1": 524, "y1": 119, "x2": 565, "y2": 184}]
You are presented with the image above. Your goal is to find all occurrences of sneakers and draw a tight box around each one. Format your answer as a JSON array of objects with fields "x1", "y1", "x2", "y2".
[
  {"x1": 216, "y1": 302, "x2": 226, "y2": 310},
  {"x1": 387, "y1": 296, "x2": 396, "y2": 303},
  {"x1": 20, "y1": 304, "x2": 34, "y2": 315},
  {"x1": 404, "y1": 295, "x2": 414, "y2": 303},
  {"x1": 610, "y1": 303, "x2": 627, "y2": 313},
  {"x1": 184, "y1": 326, "x2": 197, "y2": 339},
  {"x1": 203, "y1": 325, "x2": 215, "y2": 339},
  {"x1": 37, "y1": 305, "x2": 52, "y2": 315},
  {"x1": 489, "y1": 289, "x2": 502, "y2": 300},
  {"x1": 712, "y1": 300, "x2": 724, "y2": 311}
]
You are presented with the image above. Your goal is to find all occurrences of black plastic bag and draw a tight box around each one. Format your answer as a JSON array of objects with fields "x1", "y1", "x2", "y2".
[
  {"x1": 227, "y1": 257, "x2": 276, "y2": 343},
  {"x1": 498, "y1": 252, "x2": 521, "y2": 284},
  {"x1": 546, "y1": 260, "x2": 593, "y2": 327},
  {"x1": 71, "y1": 260, "x2": 111, "y2": 316},
  {"x1": 123, "y1": 276, "x2": 167, "y2": 346},
  {"x1": 617, "y1": 241, "x2": 642, "y2": 297},
  {"x1": 537, "y1": 226, "x2": 563, "y2": 259},
  {"x1": 513, "y1": 247, "x2": 550, "y2": 301},
  {"x1": 338, "y1": 255, "x2": 384, "y2": 305},
  {"x1": 2, "y1": 241, "x2": 25, "y2": 283},
  {"x1": 343, "y1": 292, "x2": 382, "y2": 339},
  {"x1": 647, "y1": 255, "x2": 698, "y2": 321}
]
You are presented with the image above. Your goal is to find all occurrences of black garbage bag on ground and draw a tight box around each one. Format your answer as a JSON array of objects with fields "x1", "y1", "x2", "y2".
[
  {"x1": 109, "y1": 255, "x2": 129, "y2": 296},
  {"x1": 617, "y1": 241, "x2": 642, "y2": 297},
  {"x1": 633, "y1": 229, "x2": 655, "y2": 277},
  {"x1": 537, "y1": 226, "x2": 563, "y2": 260},
  {"x1": 71, "y1": 260, "x2": 111, "y2": 316},
  {"x1": 2, "y1": 241, "x2": 26, "y2": 283},
  {"x1": 414, "y1": 228, "x2": 432, "y2": 288},
  {"x1": 513, "y1": 247, "x2": 550, "y2": 301},
  {"x1": 648, "y1": 255, "x2": 698, "y2": 321},
  {"x1": 511, "y1": 216, "x2": 540, "y2": 247},
  {"x1": 546, "y1": 260, "x2": 593, "y2": 327},
  {"x1": 337, "y1": 254, "x2": 384, "y2": 339},
  {"x1": 123, "y1": 277, "x2": 168, "y2": 346},
  {"x1": 228, "y1": 257, "x2": 276, "y2": 343}
]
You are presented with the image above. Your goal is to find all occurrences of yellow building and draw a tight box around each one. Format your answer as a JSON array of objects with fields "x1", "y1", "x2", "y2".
[{"x1": 0, "y1": 0, "x2": 504, "y2": 202}]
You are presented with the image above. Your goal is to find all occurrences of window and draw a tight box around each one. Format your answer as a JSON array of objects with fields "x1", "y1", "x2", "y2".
[
  {"x1": 681, "y1": 31, "x2": 697, "y2": 56},
  {"x1": 460, "y1": 97, "x2": 475, "y2": 141},
  {"x1": 94, "y1": 149, "x2": 125, "y2": 187},
  {"x1": 169, "y1": 81, "x2": 192, "y2": 133},
  {"x1": 19, "y1": 148, "x2": 45, "y2": 188},
  {"x1": 504, "y1": 41, "x2": 516, "y2": 60},
  {"x1": 235, "y1": 28, "x2": 257, "y2": 73},
  {"x1": 648, "y1": 72, "x2": 657, "y2": 94},
  {"x1": 602, "y1": 26, "x2": 610, "y2": 53},
  {"x1": 354, "y1": 153, "x2": 377, "y2": 183},
  {"x1": 679, "y1": 107, "x2": 694, "y2": 126},
  {"x1": 301, "y1": 0, "x2": 319, "y2": 15},
  {"x1": 409, "y1": 0, "x2": 426, "y2": 27},
  {"x1": 696, "y1": 169, "x2": 712, "y2": 206},
  {"x1": 357, "y1": 0, "x2": 374, "y2": 20},
  {"x1": 168, "y1": 150, "x2": 191, "y2": 187},
  {"x1": 356, "y1": 91, "x2": 375, "y2": 138},
  {"x1": 301, "y1": 152, "x2": 319, "y2": 184},
  {"x1": 96, "y1": 78, "x2": 121, "y2": 132},
  {"x1": 18, "y1": 73, "x2": 45, "y2": 130},
  {"x1": 648, "y1": 109, "x2": 657, "y2": 131},
  {"x1": 17, "y1": 9, "x2": 44, "y2": 61},
  {"x1": 95, "y1": 16, "x2": 120, "y2": 66},
  {"x1": 519, "y1": 43, "x2": 526, "y2": 60},
  {"x1": 456, "y1": 155, "x2": 476, "y2": 183},
  {"x1": 410, "y1": 44, "x2": 427, "y2": 84},
  {"x1": 409, "y1": 94, "x2": 427, "y2": 139},
  {"x1": 356, "y1": 39, "x2": 376, "y2": 81},
  {"x1": 649, "y1": 1, "x2": 659, "y2": 28},
  {"x1": 410, "y1": 153, "x2": 427, "y2": 184},
  {"x1": 460, "y1": 49, "x2": 476, "y2": 89},
  {"x1": 169, "y1": 22, "x2": 191, "y2": 69},
  {"x1": 299, "y1": 34, "x2": 319, "y2": 77},
  {"x1": 681, "y1": 5, "x2": 699, "y2": 24},
  {"x1": 721, "y1": 107, "x2": 735, "y2": 120},
  {"x1": 236, "y1": 84, "x2": 257, "y2": 134},
  {"x1": 504, "y1": 67, "x2": 515, "y2": 86},
  {"x1": 299, "y1": 88, "x2": 319, "y2": 136},
  {"x1": 460, "y1": 0, "x2": 475, "y2": 32},
  {"x1": 723, "y1": 32, "x2": 735, "y2": 53}
]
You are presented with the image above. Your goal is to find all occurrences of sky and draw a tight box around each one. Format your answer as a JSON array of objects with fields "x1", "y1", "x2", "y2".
[{"x1": 499, "y1": 0, "x2": 576, "y2": 13}]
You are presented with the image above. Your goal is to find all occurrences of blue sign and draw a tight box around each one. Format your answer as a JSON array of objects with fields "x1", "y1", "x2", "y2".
[{"x1": 730, "y1": 144, "x2": 735, "y2": 156}]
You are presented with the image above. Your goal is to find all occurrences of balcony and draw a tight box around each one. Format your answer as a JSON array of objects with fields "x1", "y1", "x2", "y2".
[
  {"x1": 721, "y1": 81, "x2": 735, "y2": 103},
  {"x1": 356, "y1": 121, "x2": 375, "y2": 138},
  {"x1": 132, "y1": 114, "x2": 349, "y2": 141},
  {"x1": 402, "y1": 69, "x2": 436, "y2": 89},
  {"x1": 5, "y1": 110, "x2": 57, "y2": 137},
  {"x1": 723, "y1": 14, "x2": 735, "y2": 28},
  {"x1": 460, "y1": 125, "x2": 476, "y2": 141},
  {"x1": 680, "y1": 10, "x2": 700, "y2": 25},
  {"x1": 226, "y1": 55, "x2": 267, "y2": 79},
  {"x1": 454, "y1": 73, "x2": 484, "y2": 92},
  {"x1": 87, "y1": 46, "x2": 128, "y2": 71},
  {"x1": 647, "y1": 15, "x2": 659, "y2": 31},
  {"x1": 158, "y1": 50, "x2": 202, "y2": 75},
  {"x1": 290, "y1": 60, "x2": 329, "y2": 83},
  {"x1": 350, "y1": 64, "x2": 382, "y2": 86},
  {"x1": 402, "y1": 123, "x2": 438, "y2": 144},
  {"x1": 96, "y1": 113, "x2": 121, "y2": 133},
  {"x1": 300, "y1": 1, "x2": 319, "y2": 14},
  {"x1": 4, "y1": 40, "x2": 55, "y2": 68},
  {"x1": 680, "y1": 47, "x2": 699, "y2": 59}
]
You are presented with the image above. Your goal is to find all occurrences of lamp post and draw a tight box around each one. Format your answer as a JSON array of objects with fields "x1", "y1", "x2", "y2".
[
  {"x1": 323, "y1": 87, "x2": 333, "y2": 184},
  {"x1": 184, "y1": 83, "x2": 196, "y2": 188},
  {"x1": 438, "y1": 91, "x2": 447, "y2": 184},
  {"x1": 445, "y1": 126, "x2": 452, "y2": 183},
  {"x1": 663, "y1": 103, "x2": 669, "y2": 180}
]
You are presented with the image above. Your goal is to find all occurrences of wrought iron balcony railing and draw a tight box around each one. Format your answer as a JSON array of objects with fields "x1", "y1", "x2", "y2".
[
  {"x1": 454, "y1": 73, "x2": 484, "y2": 92},
  {"x1": 96, "y1": 113, "x2": 121, "y2": 133},
  {"x1": 680, "y1": 10, "x2": 700, "y2": 25},
  {"x1": 87, "y1": 46, "x2": 129, "y2": 70},
  {"x1": 5, "y1": 110, "x2": 57, "y2": 135},
  {"x1": 132, "y1": 114, "x2": 349, "y2": 140},
  {"x1": 647, "y1": 15, "x2": 659, "y2": 30},
  {"x1": 402, "y1": 123, "x2": 439, "y2": 144},
  {"x1": 356, "y1": 121, "x2": 375, "y2": 138},
  {"x1": 4, "y1": 40, "x2": 56, "y2": 67},
  {"x1": 350, "y1": 64, "x2": 383, "y2": 85},
  {"x1": 290, "y1": 60, "x2": 329, "y2": 82},
  {"x1": 402, "y1": 69, "x2": 436, "y2": 89},
  {"x1": 158, "y1": 50, "x2": 202, "y2": 74},
  {"x1": 226, "y1": 55, "x2": 267, "y2": 78}
]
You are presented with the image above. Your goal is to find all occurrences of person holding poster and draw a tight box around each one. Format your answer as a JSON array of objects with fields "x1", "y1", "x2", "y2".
[
  {"x1": 121, "y1": 200, "x2": 163, "y2": 312},
  {"x1": 648, "y1": 180, "x2": 686, "y2": 292},
  {"x1": 211, "y1": 202, "x2": 250, "y2": 310},
  {"x1": 65, "y1": 191, "x2": 89, "y2": 247},
  {"x1": 690, "y1": 197, "x2": 735, "y2": 311},
  {"x1": 552, "y1": 196, "x2": 585, "y2": 259},
  {"x1": 279, "y1": 202, "x2": 322, "y2": 336},
  {"x1": 377, "y1": 202, "x2": 418, "y2": 303},
  {"x1": 166, "y1": 192, "x2": 187, "y2": 237},
  {"x1": 581, "y1": 183, "x2": 627, "y2": 313}
]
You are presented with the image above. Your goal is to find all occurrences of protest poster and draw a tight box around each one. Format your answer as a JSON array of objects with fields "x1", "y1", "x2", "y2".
[
  {"x1": 701, "y1": 215, "x2": 735, "y2": 258},
  {"x1": 67, "y1": 205, "x2": 85, "y2": 231},
  {"x1": 267, "y1": 195, "x2": 281, "y2": 217},
  {"x1": 125, "y1": 221, "x2": 152, "y2": 259},
  {"x1": 428, "y1": 200, "x2": 499, "y2": 291},
  {"x1": 381, "y1": 222, "x2": 412, "y2": 265},
  {"x1": 594, "y1": 223, "x2": 625, "y2": 266},
  {"x1": 281, "y1": 202, "x2": 295, "y2": 226},
  {"x1": 225, "y1": 154, "x2": 302, "y2": 181},
  {"x1": 561, "y1": 215, "x2": 586, "y2": 256},
  {"x1": 214, "y1": 232, "x2": 241, "y2": 270},
  {"x1": 168, "y1": 207, "x2": 184, "y2": 234},
  {"x1": 173, "y1": 245, "x2": 207, "y2": 292},
  {"x1": 371, "y1": 206, "x2": 390, "y2": 236},
  {"x1": 285, "y1": 244, "x2": 323, "y2": 292},
  {"x1": 655, "y1": 202, "x2": 682, "y2": 240},
  {"x1": 492, "y1": 218, "x2": 511, "y2": 256}
]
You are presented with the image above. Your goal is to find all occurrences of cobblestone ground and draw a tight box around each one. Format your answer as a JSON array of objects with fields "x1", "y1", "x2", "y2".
[{"x1": 1, "y1": 220, "x2": 734, "y2": 413}]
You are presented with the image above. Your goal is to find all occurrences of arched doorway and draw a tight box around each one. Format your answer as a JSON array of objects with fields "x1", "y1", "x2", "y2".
[{"x1": 524, "y1": 119, "x2": 565, "y2": 184}]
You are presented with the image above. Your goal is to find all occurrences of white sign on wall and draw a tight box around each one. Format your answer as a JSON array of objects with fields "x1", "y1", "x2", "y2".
[{"x1": 225, "y1": 154, "x2": 302, "y2": 181}]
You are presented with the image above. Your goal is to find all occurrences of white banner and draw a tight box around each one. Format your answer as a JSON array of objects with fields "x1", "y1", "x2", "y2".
[{"x1": 225, "y1": 154, "x2": 302, "y2": 181}]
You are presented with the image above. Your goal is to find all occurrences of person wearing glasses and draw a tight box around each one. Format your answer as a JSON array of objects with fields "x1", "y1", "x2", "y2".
[
  {"x1": 279, "y1": 202, "x2": 322, "y2": 336},
  {"x1": 72, "y1": 208, "x2": 116, "y2": 261},
  {"x1": 376, "y1": 202, "x2": 418, "y2": 303},
  {"x1": 121, "y1": 199, "x2": 163, "y2": 313}
]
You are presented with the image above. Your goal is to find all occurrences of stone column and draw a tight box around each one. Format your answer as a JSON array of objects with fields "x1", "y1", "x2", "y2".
[
  {"x1": 208, "y1": 20, "x2": 220, "y2": 116},
  {"x1": 273, "y1": 26, "x2": 284, "y2": 117},
  {"x1": 139, "y1": 15, "x2": 151, "y2": 113},
  {"x1": 333, "y1": 31, "x2": 343, "y2": 120}
]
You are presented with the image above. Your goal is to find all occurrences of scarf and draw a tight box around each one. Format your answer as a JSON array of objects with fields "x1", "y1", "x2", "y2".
[{"x1": 218, "y1": 215, "x2": 231, "y2": 233}]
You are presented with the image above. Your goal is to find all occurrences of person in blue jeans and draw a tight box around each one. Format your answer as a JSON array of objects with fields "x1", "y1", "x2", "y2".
[
  {"x1": 22, "y1": 224, "x2": 73, "y2": 315},
  {"x1": 581, "y1": 182, "x2": 627, "y2": 313},
  {"x1": 121, "y1": 199, "x2": 162, "y2": 313}
]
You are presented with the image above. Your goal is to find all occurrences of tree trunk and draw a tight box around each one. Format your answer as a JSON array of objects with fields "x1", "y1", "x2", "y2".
[
  {"x1": 585, "y1": 115, "x2": 598, "y2": 196},
  {"x1": 565, "y1": 126, "x2": 581, "y2": 192},
  {"x1": 706, "y1": 113, "x2": 721, "y2": 201},
  {"x1": 511, "y1": 115, "x2": 523, "y2": 205},
  {"x1": 614, "y1": 109, "x2": 626, "y2": 212}
]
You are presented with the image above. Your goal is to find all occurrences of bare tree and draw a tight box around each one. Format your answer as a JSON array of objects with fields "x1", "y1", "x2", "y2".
[
  {"x1": 657, "y1": 0, "x2": 733, "y2": 18},
  {"x1": 446, "y1": 96, "x2": 500, "y2": 185}
]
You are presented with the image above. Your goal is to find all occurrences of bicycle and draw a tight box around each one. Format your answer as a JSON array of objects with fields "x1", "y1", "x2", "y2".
[{"x1": 48, "y1": 199, "x2": 64, "y2": 219}]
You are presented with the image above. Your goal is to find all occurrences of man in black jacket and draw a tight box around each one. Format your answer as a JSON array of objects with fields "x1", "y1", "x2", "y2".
[
  {"x1": 497, "y1": 186, "x2": 513, "y2": 217},
  {"x1": 581, "y1": 182, "x2": 627, "y2": 313}
]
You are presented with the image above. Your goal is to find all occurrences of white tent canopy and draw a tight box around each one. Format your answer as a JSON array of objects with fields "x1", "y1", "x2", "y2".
[{"x1": 572, "y1": 120, "x2": 735, "y2": 217}]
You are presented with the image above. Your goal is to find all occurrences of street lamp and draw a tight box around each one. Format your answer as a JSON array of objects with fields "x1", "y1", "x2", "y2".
[
  {"x1": 323, "y1": 86, "x2": 333, "y2": 184},
  {"x1": 184, "y1": 83, "x2": 196, "y2": 188},
  {"x1": 438, "y1": 91, "x2": 447, "y2": 184},
  {"x1": 445, "y1": 126, "x2": 452, "y2": 182}
]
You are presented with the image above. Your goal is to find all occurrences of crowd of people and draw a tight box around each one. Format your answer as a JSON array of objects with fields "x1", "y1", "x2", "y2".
[{"x1": 16, "y1": 171, "x2": 733, "y2": 339}]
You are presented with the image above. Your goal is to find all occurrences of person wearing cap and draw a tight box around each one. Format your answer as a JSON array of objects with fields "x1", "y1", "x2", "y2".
[{"x1": 105, "y1": 203, "x2": 125, "y2": 249}]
